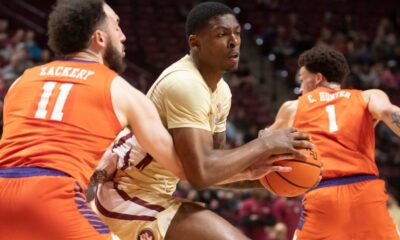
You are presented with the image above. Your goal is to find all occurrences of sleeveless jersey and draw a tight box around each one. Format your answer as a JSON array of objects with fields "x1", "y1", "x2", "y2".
[
  {"x1": 293, "y1": 87, "x2": 378, "y2": 179},
  {"x1": 0, "y1": 60, "x2": 121, "y2": 187}
]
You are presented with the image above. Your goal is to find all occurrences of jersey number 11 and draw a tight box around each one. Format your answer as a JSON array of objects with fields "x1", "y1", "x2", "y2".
[{"x1": 35, "y1": 81, "x2": 73, "y2": 121}]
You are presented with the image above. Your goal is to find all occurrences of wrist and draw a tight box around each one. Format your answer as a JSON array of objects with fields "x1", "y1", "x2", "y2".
[
  {"x1": 258, "y1": 129, "x2": 272, "y2": 152},
  {"x1": 239, "y1": 169, "x2": 250, "y2": 181},
  {"x1": 91, "y1": 169, "x2": 108, "y2": 184}
]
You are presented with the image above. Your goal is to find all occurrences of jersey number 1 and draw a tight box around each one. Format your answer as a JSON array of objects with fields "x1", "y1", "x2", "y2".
[
  {"x1": 35, "y1": 81, "x2": 73, "y2": 121},
  {"x1": 325, "y1": 105, "x2": 338, "y2": 132}
]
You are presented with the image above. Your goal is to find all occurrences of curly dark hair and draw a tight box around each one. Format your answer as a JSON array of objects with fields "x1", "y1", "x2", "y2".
[
  {"x1": 48, "y1": 0, "x2": 106, "y2": 55},
  {"x1": 185, "y1": 2, "x2": 234, "y2": 38},
  {"x1": 298, "y1": 46, "x2": 350, "y2": 84}
]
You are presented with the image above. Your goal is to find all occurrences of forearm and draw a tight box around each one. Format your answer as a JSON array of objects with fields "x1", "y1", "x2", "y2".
[
  {"x1": 174, "y1": 127, "x2": 311, "y2": 190},
  {"x1": 215, "y1": 171, "x2": 250, "y2": 185},
  {"x1": 151, "y1": 134, "x2": 186, "y2": 179},
  {"x1": 213, "y1": 180, "x2": 264, "y2": 189},
  {"x1": 129, "y1": 100, "x2": 186, "y2": 179},
  {"x1": 190, "y1": 138, "x2": 271, "y2": 189}
]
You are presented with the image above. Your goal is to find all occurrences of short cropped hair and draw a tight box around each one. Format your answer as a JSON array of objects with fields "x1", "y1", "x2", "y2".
[
  {"x1": 298, "y1": 46, "x2": 350, "y2": 84},
  {"x1": 185, "y1": 1, "x2": 234, "y2": 37},
  {"x1": 48, "y1": 0, "x2": 106, "y2": 55}
]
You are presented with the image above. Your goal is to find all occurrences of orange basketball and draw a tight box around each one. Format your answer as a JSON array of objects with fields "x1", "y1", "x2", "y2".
[{"x1": 259, "y1": 148, "x2": 322, "y2": 197}]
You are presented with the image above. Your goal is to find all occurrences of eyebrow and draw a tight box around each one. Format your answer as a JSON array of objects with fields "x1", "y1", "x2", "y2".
[{"x1": 212, "y1": 25, "x2": 241, "y2": 31}]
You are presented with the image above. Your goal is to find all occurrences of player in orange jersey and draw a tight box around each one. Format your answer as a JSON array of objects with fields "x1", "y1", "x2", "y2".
[
  {"x1": 0, "y1": 0, "x2": 187, "y2": 239},
  {"x1": 267, "y1": 46, "x2": 400, "y2": 239}
]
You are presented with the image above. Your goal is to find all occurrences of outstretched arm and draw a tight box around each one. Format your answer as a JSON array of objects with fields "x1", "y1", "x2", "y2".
[
  {"x1": 111, "y1": 76, "x2": 186, "y2": 179},
  {"x1": 363, "y1": 89, "x2": 400, "y2": 136}
]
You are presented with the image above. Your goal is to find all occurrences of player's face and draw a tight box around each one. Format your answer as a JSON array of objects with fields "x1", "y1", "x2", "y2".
[
  {"x1": 104, "y1": 40, "x2": 126, "y2": 73},
  {"x1": 298, "y1": 66, "x2": 318, "y2": 94},
  {"x1": 102, "y1": 4, "x2": 126, "y2": 72},
  {"x1": 197, "y1": 14, "x2": 241, "y2": 72},
  {"x1": 103, "y1": 4, "x2": 126, "y2": 57}
]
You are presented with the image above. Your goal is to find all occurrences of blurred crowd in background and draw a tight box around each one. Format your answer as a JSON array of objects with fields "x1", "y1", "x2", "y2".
[{"x1": 0, "y1": 0, "x2": 399, "y2": 239}]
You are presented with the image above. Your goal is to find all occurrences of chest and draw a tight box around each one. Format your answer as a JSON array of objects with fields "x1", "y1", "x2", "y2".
[{"x1": 208, "y1": 92, "x2": 225, "y2": 132}]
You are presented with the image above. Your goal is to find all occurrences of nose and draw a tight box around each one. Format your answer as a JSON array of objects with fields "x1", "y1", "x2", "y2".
[
  {"x1": 228, "y1": 33, "x2": 240, "y2": 49},
  {"x1": 120, "y1": 28, "x2": 126, "y2": 42}
]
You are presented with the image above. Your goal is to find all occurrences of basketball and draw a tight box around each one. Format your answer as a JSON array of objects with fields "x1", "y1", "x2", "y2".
[{"x1": 259, "y1": 148, "x2": 322, "y2": 197}]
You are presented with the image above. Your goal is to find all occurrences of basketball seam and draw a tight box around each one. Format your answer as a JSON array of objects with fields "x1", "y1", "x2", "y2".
[
  {"x1": 265, "y1": 176, "x2": 277, "y2": 194},
  {"x1": 275, "y1": 172, "x2": 313, "y2": 189},
  {"x1": 285, "y1": 159, "x2": 321, "y2": 168}
]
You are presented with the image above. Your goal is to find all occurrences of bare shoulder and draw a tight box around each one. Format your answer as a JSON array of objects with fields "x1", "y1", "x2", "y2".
[
  {"x1": 361, "y1": 89, "x2": 388, "y2": 103},
  {"x1": 279, "y1": 100, "x2": 299, "y2": 116},
  {"x1": 269, "y1": 100, "x2": 299, "y2": 129},
  {"x1": 111, "y1": 75, "x2": 141, "y2": 95},
  {"x1": 282, "y1": 100, "x2": 298, "y2": 110},
  {"x1": 110, "y1": 75, "x2": 151, "y2": 128}
]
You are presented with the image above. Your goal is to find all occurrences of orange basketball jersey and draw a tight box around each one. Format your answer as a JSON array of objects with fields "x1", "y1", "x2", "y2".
[
  {"x1": 293, "y1": 87, "x2": 378, "y2": 179},
  {"x1": 0, "y1": 60, "x2": 121, "y2": 188}
]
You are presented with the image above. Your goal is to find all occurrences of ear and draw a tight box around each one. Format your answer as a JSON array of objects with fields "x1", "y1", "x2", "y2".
[
  {"x1": 315, "y1": 73, "x2": 325, "y2": 85},
  {"x1": 188, "y1": 34, "x2": 200, "y2": 51},
  {"x1": 91, "y1": 30, "x2": 108, "y2": 49}
]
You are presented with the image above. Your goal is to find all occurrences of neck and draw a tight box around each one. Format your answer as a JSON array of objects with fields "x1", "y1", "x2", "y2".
[
  {"x1": 190, "y1": 54, "x2": 223, "y2": 92},
  {"x1": 319, "y1": 81, "x2": 341, "y2": 91},
  {"x1": 65, "y1": 49, "x2": 103, "y2": 64}
]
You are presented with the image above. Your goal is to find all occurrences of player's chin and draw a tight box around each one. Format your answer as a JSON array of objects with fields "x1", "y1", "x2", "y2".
[
  {"x1": 224, "y1": 62, "x2": 239, "y2": 72},
  {"x1": 119, "y1": 47, "x2": 125, "y2": 57}
]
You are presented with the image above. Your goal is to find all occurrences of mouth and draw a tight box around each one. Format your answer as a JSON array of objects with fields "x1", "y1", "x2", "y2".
[
  {"x1": 122, "y1": 45, "x2": 126, "y2": 56},
  {"x1": 228, "y1": 52, "x2": 240, "y2": 61}
]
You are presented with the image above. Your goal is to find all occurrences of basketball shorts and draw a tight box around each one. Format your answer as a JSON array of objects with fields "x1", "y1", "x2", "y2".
[
  {"x1": 0, "y1": 167, "x2": 112, "y2": 240},
  {"x1": 294, "y1": 174, "x2": 400, "y2": 240},
  {"x1": 92, "y1": 181, "x2": 184, "y2": 240}
]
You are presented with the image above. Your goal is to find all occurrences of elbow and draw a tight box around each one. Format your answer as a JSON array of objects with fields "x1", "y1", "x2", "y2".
[
  {"x1": 379, "y1": 107, "x2": 393, "y2": 119},
  {"x1": 379, "y1": 106, "x2": 399, "y2": 124},
  {"x1": 184, "y1": 169, "x2": 212, "y2": 190},
  {"x1": 187, "y1": 181, "x2": 209, "y2": 191}
]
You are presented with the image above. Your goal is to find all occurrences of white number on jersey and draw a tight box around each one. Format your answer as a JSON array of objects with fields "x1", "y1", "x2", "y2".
[
  {"x1": 35, "y1": 81, "x2": 73, "y2": 121},
  {"x1": 325, "y1": 104, "x2": 339, "y2": 132}
]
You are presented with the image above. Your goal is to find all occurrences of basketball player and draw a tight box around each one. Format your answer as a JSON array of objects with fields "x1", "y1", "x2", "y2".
[
  {"x1": 93, "y1": 2, "x2": 314, "y2": 240},
  {"x1": 267, "y1": 46, "x2": 400, "y2": 239},
  {"x1": 0, "y1": 0, "x2": 186, "y2": 239}
]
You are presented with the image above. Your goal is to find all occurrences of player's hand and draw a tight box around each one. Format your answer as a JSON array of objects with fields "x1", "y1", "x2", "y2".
[
  {"x1": 139, "y1": 232, "x2": 154, "y2": 240},
  {"x1": 92, "y1": 148, "x2": 118, "y2": 184},
  {"x1": 258, "y1": 127, "x2": 313, "y2": 159},
  {"x1": 126, "y1": 136, "x2": 148, "y2": 167},
  {"x1": 242, "y1": 154, "x2": 293, "y2": 180}
]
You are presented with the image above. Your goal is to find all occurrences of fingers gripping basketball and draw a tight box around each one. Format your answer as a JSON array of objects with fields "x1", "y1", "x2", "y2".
[{"x1": 259, "y1": 148, "x2": 322, "y2": 197}]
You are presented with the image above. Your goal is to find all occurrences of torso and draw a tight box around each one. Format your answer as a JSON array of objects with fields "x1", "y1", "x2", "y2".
[
  {"x1": 115, "y1": 55, "x2": 232, "y2": 195},
  {"x1": 293, "y1": 87, "x2": 378, "y2": 179},
  {"x1": 0, "y1": 60, "x2": 121, "y2": 187}
]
